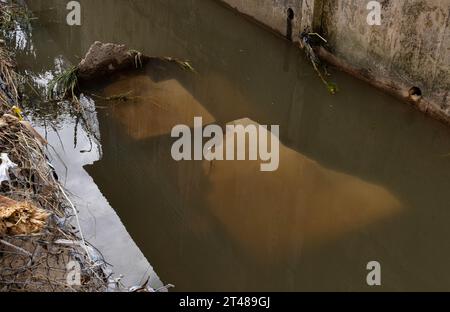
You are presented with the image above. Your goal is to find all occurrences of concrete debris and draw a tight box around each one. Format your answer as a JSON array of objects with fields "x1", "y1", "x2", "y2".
[{"x1": 77, "y1": 41, "x2": 142, "y2": 82}]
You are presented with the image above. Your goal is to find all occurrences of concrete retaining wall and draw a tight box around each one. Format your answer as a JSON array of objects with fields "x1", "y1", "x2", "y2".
[
  {"x1": 219, "y1": 0, "x2": 303, "y2": 40},
  {"x1": 219, "y1": 0, "x2": 322, "y2": 40},
  {"x1": 219, "y1": 0, "x2": 450, "y2": 123}
]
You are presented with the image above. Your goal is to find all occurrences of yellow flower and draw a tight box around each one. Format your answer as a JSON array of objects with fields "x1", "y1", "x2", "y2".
[{"x1": 11, "y1": 106, "x2": 24, "y2": 121}]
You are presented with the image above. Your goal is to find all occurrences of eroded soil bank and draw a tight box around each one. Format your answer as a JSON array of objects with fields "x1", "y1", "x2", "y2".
[
  {"x1": 0, "y1": 1, "x2": 168, "y2": 291},
  {"x1": 0, "y1": 2, "x2": 109, "y2": 292}
]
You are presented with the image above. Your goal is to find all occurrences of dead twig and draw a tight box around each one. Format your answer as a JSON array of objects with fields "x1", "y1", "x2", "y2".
[{"x1": 0, "y1": 239, "x2": 32, "y2": 257}]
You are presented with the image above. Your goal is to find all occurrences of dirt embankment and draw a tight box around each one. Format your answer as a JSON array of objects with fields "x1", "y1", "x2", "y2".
[
  {"x1": 0, "y1": 1, "x2": 175, "y2": 291},
  {"x1": 0, "y1": 2, "x2": 109, "y2": 292}
]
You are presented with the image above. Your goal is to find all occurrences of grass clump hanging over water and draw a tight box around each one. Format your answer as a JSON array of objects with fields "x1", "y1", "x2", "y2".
[
  {"x1": 47, "y1": 65, "x2": 101, "y2": 148},
  {"x1": 47, "y1": 66, "x2": 95, "y2": 122},
  {"x1": 48, "y1": 66, "x2": 79, "y2": 101}
]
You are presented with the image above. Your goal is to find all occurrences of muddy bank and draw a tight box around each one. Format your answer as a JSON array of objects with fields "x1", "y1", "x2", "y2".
[
  {"x1": 2, "y1": 0, "x2": 183, "y2": 290},
  {"x1": 0, "y1": 2, "x2": 109, "y2": 292},
  {"x1": 1, "y1": 12, "x2": 168, "y2": 291}
]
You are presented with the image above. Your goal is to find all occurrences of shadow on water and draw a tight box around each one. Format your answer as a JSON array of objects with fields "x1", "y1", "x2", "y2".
[{"x1": 23, "y1": 0, "x2": 450, "y2": 291}]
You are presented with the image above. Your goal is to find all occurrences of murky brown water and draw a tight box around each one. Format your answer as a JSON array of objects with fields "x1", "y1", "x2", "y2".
[{"x1": 20, "y1": 0, "x2": 450, "y2": 291}]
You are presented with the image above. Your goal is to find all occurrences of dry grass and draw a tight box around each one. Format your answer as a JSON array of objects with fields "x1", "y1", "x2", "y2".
[
  {"x1": 0, "y1": 1, "x2": 110, "y2": 292},
  {"x1": 0, "y1": 115, "x2": 109, "y2": 292},
  {"x1": 0, "y1": 45, "x2": 19, "y2": 110},
  {"x1": 0, "y1": 1, "x2": 32, "y2": 32}
]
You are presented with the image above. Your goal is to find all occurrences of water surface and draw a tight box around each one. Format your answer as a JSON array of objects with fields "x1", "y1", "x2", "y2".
[{"x1": 23, "y1": 0, "x2": 450, "y2": 291}]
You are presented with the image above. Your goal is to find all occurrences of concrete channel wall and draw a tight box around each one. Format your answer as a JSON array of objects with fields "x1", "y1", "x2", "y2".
[{"x1": 219, "y1": 0, "x2": 450, "y2": 124}]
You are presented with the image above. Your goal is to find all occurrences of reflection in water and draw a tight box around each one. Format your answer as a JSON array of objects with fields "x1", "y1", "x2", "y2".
[
  {"x1": 35, "y1": 117, "x2": 163, "y2": 289},
  {"x1": 24, "y1": 0, "x2": 450, "y2": 291},
  {"x1": 12, "y1": 11, "x2": 164, "y2": 287}
]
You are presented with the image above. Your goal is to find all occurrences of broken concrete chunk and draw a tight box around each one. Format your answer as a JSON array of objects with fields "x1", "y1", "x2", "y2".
[{"x1": 77, "y1": 41, "x2": 143, "y2": 82}]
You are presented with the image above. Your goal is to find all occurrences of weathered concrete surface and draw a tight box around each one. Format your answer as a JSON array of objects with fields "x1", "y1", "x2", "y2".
[
  {"x1": 321, "y1": 0, "x2": 450, "y2": 122},
  {"x1": 220, "y1": 0, "x2": 450, "y2": 123},
  {"x1": 219, "y1": 0, "x2": 304, "y2": 40},
  {"x1": 77, "y1": 41, "x2": 142, "y2": 81}
]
